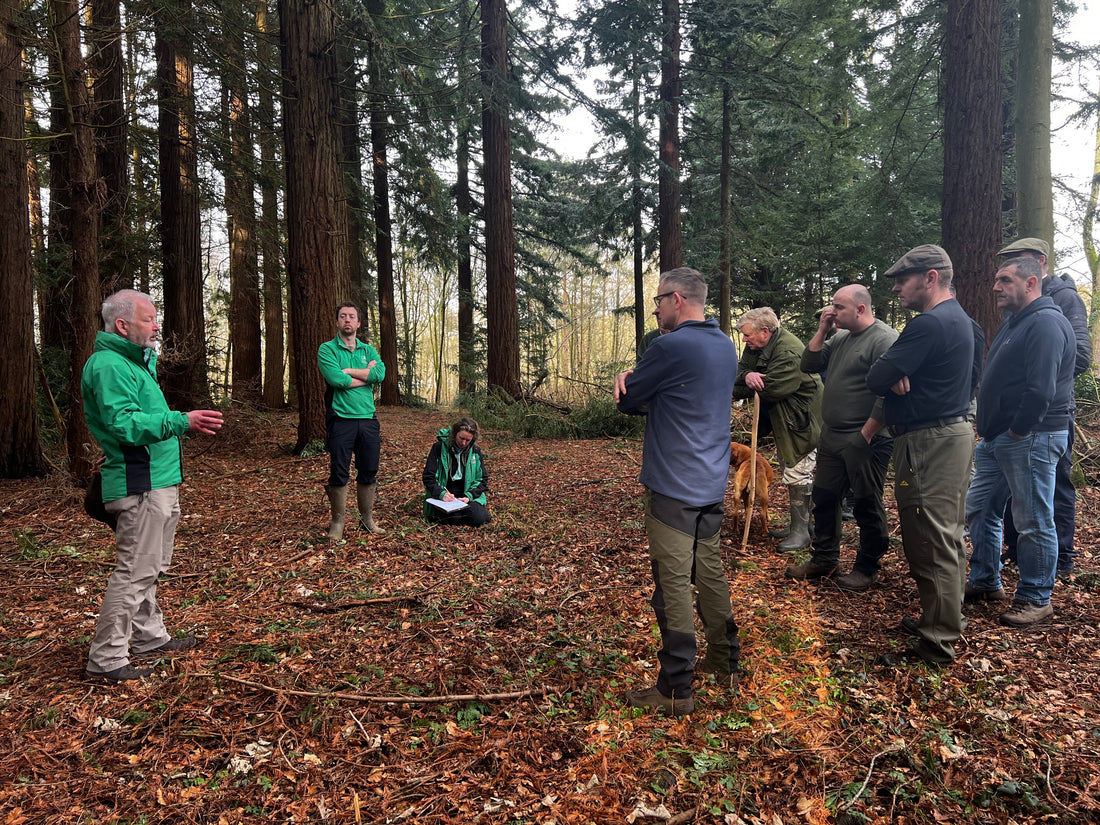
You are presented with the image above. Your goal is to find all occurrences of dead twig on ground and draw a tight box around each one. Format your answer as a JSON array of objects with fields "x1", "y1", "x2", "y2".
[{"x1": 190, "y1": 671, "x2": 556, "y2": 704}]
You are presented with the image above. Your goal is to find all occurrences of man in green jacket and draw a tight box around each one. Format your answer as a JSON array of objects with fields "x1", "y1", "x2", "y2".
[
  {"x1": 317, "y1": 303, "x2": 387, "y2": 539},
  {"x1": 81, "y1": 290, "x2": 223, "y2": 683},
  {"x1": 734, "y1": 307, "x2": 823, "y2": 551}
]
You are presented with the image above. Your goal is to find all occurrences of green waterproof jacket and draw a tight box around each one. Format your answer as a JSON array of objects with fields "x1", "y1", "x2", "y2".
[
  {"x1": 81, "y1": 331, "x2": 191, "y2": 502},
  {"x1": 421, "y1": 427, "x2": 488, "y2": 517},
  {"x1": 734, "y1": 326, "x2": 822, "y2": 466}
]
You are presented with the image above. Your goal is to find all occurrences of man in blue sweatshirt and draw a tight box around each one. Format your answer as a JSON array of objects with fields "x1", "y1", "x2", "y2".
[
  {"x1": 614, "y1": 267, "x2": 739, "y2": 716},
  {"x1": 965, "y1": 255, "x2": 1075, "y2": 627}
]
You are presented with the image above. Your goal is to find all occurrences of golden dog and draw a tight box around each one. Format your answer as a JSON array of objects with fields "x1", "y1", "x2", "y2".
[{"x1": 729, "y1": 442, "x2": 775, "y2": 535}]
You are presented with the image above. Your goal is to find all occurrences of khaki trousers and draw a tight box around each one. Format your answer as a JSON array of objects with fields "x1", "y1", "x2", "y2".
[
  {"x1": 892, "y1": 423, "x2": 973, "y2": 664},
  {"x1": 86, "y1": 487, "x2": 179, "y2": 674},
  {"x1": 645, "y1": 490, "x2": 740, "y2": 698}
]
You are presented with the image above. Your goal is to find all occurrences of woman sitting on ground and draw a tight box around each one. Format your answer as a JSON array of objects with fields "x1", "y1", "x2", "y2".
[{"x1": 422, "y1": 417, "x2": 491, "y2": 527}]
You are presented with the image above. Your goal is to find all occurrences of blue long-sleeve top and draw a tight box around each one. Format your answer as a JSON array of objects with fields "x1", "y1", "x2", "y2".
[{"x1": 617, "y1": 319, "x2": 738, "y2": 507}]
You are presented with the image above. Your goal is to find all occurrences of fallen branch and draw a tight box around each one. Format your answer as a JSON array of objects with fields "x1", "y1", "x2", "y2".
[
  {"x1": 189, "y1": 671, "x2": 556, "y2": 704},
  {"x1": 288, "y1": 595, "x2": 422, "y2": 613},
  {"x1": 837, "y1": 741, "x2": 906, "y2": 811}
]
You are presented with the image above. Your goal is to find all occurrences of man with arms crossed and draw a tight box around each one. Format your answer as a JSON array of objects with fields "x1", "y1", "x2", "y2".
[
  {"x1": 787, "y1": 285, "x2": 897, "y2": 591},
  {"x1": 615, "y1": 267, "x2": 740, "y2": 716},
  {"x1": 318, "y1": 303, "x2": 387, "y2": 539},
  {"x1": 866, "y1": 245, "x2": 980, "y2": 666},
  {"x1": 82, "y1": 290, "x2": 223, "y2": 682},
  {"x1": 965, "y1": 256, "x2": 1074, "y2": 626}
]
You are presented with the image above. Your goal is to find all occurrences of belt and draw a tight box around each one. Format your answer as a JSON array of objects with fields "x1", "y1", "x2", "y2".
[{"x1": 889, "y1": 416, "x2": 969, "y2": 437}]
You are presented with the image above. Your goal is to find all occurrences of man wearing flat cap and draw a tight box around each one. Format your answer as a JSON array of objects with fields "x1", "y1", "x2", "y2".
[
  {"x1": 997, "y1": 237, "x2": 1091, "y2": 579},
  {"x1": 965, "y1": 255, "x2": 1075, "y2": 627},
  {"x1": 866, "y1": 244, "x2": 982, "y2": 666}
]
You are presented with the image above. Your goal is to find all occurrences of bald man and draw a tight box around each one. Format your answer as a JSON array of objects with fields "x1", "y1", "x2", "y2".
[{"x1": 788, "y1": 285, "x2": 898, "y2": 591}]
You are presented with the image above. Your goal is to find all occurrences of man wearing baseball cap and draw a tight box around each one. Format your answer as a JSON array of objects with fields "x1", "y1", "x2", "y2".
[
  {"x1": 866, "y1": 244, "x2": 982, "y2": 666},
  {"x1": 997, "y1": 237, "x2": 1091, "y2": 578}
]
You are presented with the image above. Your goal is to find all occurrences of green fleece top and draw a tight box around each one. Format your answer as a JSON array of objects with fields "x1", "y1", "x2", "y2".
[
  {"x1": 81, "y1": 331, "x2": 190, "y2": 502},
  {"x1": 317, "y1": 336, "x2": 386, "y2": 419},
  {"x1": 801, "y1": 319, "x2": 898, "y2": 433},
  {"x1": 734, "y1": 326, "x2": 822, "y2": 466}
]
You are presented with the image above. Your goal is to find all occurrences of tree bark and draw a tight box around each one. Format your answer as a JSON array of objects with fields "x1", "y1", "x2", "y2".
[
  {"x1": 631, "y1": 53, "x2": 645, "y2": 356},
  {"x1": 456, "y1": 0, "x2": 476, "y2": 396},
  {"x1": 367, "y1": 0, "x2": 400, "y2": 405},
  {"x1": 256, "y1": 0, "x2": 285, "y2": 408},
  {"x1": 0, "y1": 0, "x2": 47, "y2": 477},
  {"x1": 658, "y1": 0, "x2": 682, "y2": 273},
  {"x1": 51, "y1": 0, "x2": 100, "y2": 484},
  {"x1": 88, "y1": 0, "x2": 131, "y2": 294},
  {"x1": 280, "y1": 0, "x2": 348, "y2": 451},
  {"x1": 1015, "y1": 0, "x2": 1054, "y2": 260},
  {"x1": 1085, "y1": 81, "x2": 1100, "y2": 361},
  {"x1": 225, "y1": 18, "x2": 262, "y2": 404},
  {"x1": 941, "y1": 0, "x2": 1001, "y2": 342},
  {"x1": 718, "y1": 85, "x2": 732, "y2": 335},
  {"x1": 157, "y1": 0, "x2": 209, "y2": 407},
  {"x1": 481, "y1": 0, "x2": 521, "y2": 398}
]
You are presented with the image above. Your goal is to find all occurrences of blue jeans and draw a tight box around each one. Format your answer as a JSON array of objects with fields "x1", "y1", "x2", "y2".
[{"x1": 966, "y1": 430, "x2": 1068, "y2": 605}]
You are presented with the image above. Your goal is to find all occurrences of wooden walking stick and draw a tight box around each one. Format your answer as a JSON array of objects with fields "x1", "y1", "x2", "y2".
[{"x1": 740, "y1": 390, "x2": 761, "y2": 554}]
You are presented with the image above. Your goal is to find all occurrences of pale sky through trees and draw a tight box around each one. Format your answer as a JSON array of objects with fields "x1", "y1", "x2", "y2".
[{"x1": 546, "y1": 1, "x2": 1099, "y2": 283}]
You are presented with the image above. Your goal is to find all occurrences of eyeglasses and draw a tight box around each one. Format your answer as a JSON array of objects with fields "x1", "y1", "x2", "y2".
[{"x1": 652, "y1": 291, "x2": 678, "y2": 308}]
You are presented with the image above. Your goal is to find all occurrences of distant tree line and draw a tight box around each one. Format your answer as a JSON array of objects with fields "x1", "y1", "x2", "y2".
[{"x1": 0, "y1": 0, "x2": 1095, "y2": 478}]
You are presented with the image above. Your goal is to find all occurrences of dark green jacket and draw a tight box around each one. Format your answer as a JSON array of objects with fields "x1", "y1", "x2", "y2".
[
  {"x1": 422, "y1": 427, "x2": 488, "y2": 517},
  {"x1": 734, "y1": 326, "x2": 822, "y2": 466},
  {"x1": 81, "y1": 331, "x2": 190, "y2": 502}
]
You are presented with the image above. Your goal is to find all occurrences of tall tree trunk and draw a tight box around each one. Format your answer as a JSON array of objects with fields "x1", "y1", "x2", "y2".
[
  {"x1": 337, "y1": 37, "x2": 367, "y2": 308},
  {"x1": 718, "y1": 85, "x2": 732, "y2": 335},
  {"x1": 88, "y1": 0, "x2": 130, "y2": 294},
  {"x1": 52, "y1": 0, "x2": 100, "y2": 484},
  {"x1": 257, "y1": 0, "x2": 285, "y2": 408},
  {"x1": 941, "y1": 0, "x2": 1001, "y2": 341},
  {"x1": 225, "y1": 20, "x2": 262, "y2": 403},
  {"x1": 157, "y1": 0, "x2": 209, "y2": 407},
  {"x1": 367, "y1": 0, "x2": 400, "y2": 405},
  {"x1": 1085, "y1": 82, "x2": 1100, "y2": 360},
  {"x1": 279, "y1": 0, "x2": 348, "y2": 452},
  {"x1": 1015, "y1": 0, "x2": 1054, "y2": 259},
  {"x1": 481, "y1": 0, "x2": 521, "y2": 397},
  {"x1": 631, "y1": 53, "x2": 645, "y2": 356},
  {"x1": 658, "y1": 0, "x2": 682, "y2": 273},
  {"x1": 43, "y1": 48, "x2": 71, "y2": 355},
  {"x1": 456, "y1": 0, "x2": 476, "y2": 396},
  {"x1": 456, "y1": 118, "x2": 476, "y2": 395},
  {"x1": 0, "y1": 0, "x2": 47, "y2": 477}
]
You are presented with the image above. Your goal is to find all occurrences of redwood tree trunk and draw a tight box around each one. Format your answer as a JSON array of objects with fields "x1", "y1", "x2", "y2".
[
  {"x1": 1015, "y1": 0, "x2": 1054, "y2": 257},
  {"x1": 941, "y1": 0, "x2": 1001, "y2": 342},
  {"x1": 157, "y1": 0, "x2": 209, "y2": 407},
  {"x1": 89, "y1": 0, "x2": 130, "y2": 294},
  {"x1": 256, "y1": 0, "x2": 285, "y2": 408},
  {"x1": 718, "y1": 85, "x2": 732, "y2": 335},
  {"x1": 481, "y1": 0, "x2": 521, "y2": 398},
  {"x1": 658, "y1": 0, "x2": 682, "y2": 273},
  {"x1": 0, "y1": 0, "x2": 47, "y2": 477},
  {"x1": 52, "y1": 0, "x2": 100, "y2": 484},
  {"x1": 226, "y1": 20, "x2": 261, "y2": 403},
  {"x1": 456, "y1": 0, "x2": 476, "y2": 395},
  {"x1": 631, "y1": 54, "x2": 645, "y2": 355},
  {"x1": 280, "y1": 0, "x2": 348, "y2": 452},
  {"x1": 367, "y1": 0, "x2": 401, "y2": 405}
]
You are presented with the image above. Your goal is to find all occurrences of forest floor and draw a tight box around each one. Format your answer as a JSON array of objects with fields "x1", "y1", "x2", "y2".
[{"x1": 2, "y1": 405, "x2": 1099, "y2": 825}]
